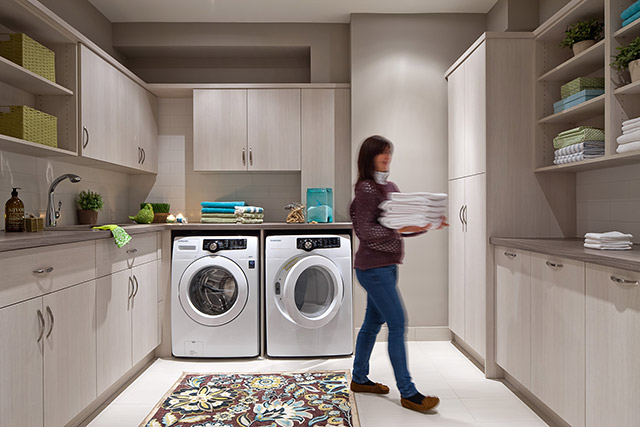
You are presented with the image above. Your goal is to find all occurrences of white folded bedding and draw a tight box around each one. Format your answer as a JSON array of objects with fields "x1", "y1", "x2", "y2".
[
  {"x1": 616, "y1": 129, "x2": 640, "y2": 145},
  {"x1": 617, "y1": 140, "x2": 640, "y2": 153}
]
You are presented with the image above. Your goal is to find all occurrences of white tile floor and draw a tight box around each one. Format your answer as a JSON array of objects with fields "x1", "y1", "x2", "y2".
[{"x1": 85, "y1": 342, "x2": 549, "y2": 427}]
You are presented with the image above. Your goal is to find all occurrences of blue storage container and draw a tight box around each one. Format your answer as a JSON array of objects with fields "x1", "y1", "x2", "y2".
[
  {"x1": 553, "y1": 89, "x2": 604, "y2": 114},
  {"x1": 306, "y1": 188, "x2": 333, "y2": 223}
]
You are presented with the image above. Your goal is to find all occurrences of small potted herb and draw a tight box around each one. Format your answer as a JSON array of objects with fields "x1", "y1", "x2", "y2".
[
  {"x1": 611, "y1": 36, "x2": 640, "y2": 83},
  {"x1": 140, "y1": 202, "x2": 171, "y2": 223},
  {"x1": 76, "y1": 190, "x2": 103, "y2": 225},
  {"x1": 561, "y1": 19, "x2": 604, "y2": 56}
]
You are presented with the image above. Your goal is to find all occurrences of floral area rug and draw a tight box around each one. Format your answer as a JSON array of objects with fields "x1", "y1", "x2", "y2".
[{"x1": 141, "y1": 370, "x2": 360, "y2": 427}]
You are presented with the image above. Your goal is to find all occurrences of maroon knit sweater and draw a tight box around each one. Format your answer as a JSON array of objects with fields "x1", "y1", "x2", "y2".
[{"x1": 350, "y1": 179, "x2": 404, "y2": 270}]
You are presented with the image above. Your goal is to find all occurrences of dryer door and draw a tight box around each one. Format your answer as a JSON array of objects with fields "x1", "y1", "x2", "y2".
[
  {"x1": 279, "y1": 255, "x2": 343, "y2": 329},
  {"x1": 179, "y1": 255, "x2": 248, "y2": 326}
]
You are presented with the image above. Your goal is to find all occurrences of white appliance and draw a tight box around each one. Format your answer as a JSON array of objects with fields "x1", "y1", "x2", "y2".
[
  {"x1": 265, "y1": 234, "x2": 353, "y2": 357},
  {"x1": 172, "y1": 236, "x2": 259, "y2": 357}
]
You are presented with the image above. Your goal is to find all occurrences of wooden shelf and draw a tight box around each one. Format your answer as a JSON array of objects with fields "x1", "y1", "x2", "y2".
[
  {"x1": 0, "y1": 56, "x2": 73, "y2": 96},
  {"x1": 538, "y1": 94, "x2": 605, "y2": 124},
  {"x1": 0, "y1": 134, "x2": 76, "y2": 158},
  {"x1": 613, "y1": 16, "x2": 640, "y2": 39},
  {"x1": 535, "y1": 151, "x2": 640, "y2": 172},
  {"x1": 614, "y1": 79, "x2": 640, "y2": 95},
  {"x1": 535, "y1": 0, "x2": 605, "y2": 41},
  {"x1": 538, "y1": 40, "x2": 604, "y2": 82}
]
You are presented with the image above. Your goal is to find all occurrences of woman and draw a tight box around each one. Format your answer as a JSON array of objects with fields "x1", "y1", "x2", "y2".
[{"x1": 349, "y1": 135, "x2": 446, "y2": 413}]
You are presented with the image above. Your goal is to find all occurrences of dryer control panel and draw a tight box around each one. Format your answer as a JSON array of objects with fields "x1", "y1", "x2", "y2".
[
  {"x1": 203, "y1": 239, "x2": 247, "y2": 253},
  {"x1": 297, "y1": 237, "x2": 341, "y2": 251}
]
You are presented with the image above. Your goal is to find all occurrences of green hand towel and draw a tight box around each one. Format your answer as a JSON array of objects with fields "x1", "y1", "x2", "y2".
[{"x1": 92, "y1": 225, "x2": 132, "y2": 248}]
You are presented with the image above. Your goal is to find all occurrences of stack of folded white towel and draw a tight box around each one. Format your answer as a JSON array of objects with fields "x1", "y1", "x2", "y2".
[
  {"x1": 617, "y1": 117, "x2": 640, "y2": 154},
  {"x1": 378, "y1": 192, "x2": 448, "y2": 229},
  {"x1": 584, "y1": 231, "x2": 634, "y2": 250}
]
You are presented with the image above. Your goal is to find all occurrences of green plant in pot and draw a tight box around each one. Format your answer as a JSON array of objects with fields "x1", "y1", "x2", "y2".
[
  {"x1": 76, "y1": 190, "x2": 103, "y2": 225},
  {"x1": 611, "y1": 36, "x2": 640, "y2": 83},
  {"x1": 140, "y1": 202, "x2": 171, "y2": 223},
  {"x1": 561, "y1": 19, "x2": 604, "y2": 56}
]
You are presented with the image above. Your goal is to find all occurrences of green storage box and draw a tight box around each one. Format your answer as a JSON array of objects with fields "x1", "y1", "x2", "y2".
[
  {"x1": 561, "y1": 77, "x2": 604, "y2": 99},
  {"x1": 0, "y1": 33, "x2": 56, "y2": 83},
  {"x1": 0, "y1": 105, "x2": 57, "y2": 147}
]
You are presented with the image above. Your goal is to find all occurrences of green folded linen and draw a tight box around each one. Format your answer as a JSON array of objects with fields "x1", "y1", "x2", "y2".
[
  {"x1": 92, "y1": 225, "x2": 132, "y2": 248},
  {"x1": 553, "y1": 126, "x2": 604, "y2": 149},
  {"x1": 200, "y1": 217, "x2": 238, "y2": 223},
  {"x1": 233, "y1": 212, "x2": 264, "y2": 219},
  {"x1": 238, "y1": 218, "x2": 264, "y2": 224},
  {"x1": 201, "y1": 213, "x2": 236, "y2": 218}
]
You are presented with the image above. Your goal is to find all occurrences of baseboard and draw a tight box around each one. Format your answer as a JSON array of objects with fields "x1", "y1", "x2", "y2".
[
  {"x1": 354, "y1": 326, "x2": 451, "y2": 342},
  {"x1": 451, "y1": 333, "x2": 485, "y2": 371}
]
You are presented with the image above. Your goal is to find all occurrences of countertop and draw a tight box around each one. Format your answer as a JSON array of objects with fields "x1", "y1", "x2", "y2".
[
  {"x1": 491, "y1": 237, "x2": 640, "y2": 272},
  {"x1": 0, "y1": 222, "x2": 353, "y2": 253}
]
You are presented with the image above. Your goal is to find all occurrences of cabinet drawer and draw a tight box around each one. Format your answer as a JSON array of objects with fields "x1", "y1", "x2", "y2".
[
  {"x1": 0, "y1": 241, "x2": 96, "y2": 308},
  {"x1": 96, "y1": 232, "x2": 158, "y2": 277}
]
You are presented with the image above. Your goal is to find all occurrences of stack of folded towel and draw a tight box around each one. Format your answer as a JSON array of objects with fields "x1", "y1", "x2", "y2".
[
  {"x1": 584, "y1": 231, "x2": 634, "y2": 250},
  {"x1": 234, "y1": 206, "x2": 264, "y2": 224},
  {"x1": 200, "y1": 201, "x2": 265, "y2": 224},
  {"x1": 622, "y1": 1, "x2": 640, "y2": 27},
  {"x1": 553, "y1": 126, "x2": 605, "y2": 164},
  {"x1": 616, "y1": 117, "x2": 640, "y2": 154},
  {"x1": 378, "y1": 192, "x2": 447, "y2": 229}
]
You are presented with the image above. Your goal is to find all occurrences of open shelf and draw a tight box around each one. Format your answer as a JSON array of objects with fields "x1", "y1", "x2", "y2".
[
  {"x1": 535, "y1": 150, "x2": 640, "y2": 172},
  {"x1": 613, "y1": 16, "x2": 640, "y2": 38},
  {"x1": 538, "y1": 40, "x2": 604, "y2": 82},
  {"x1": 538, "y1": 94, "x2": 605, "y2": 124},
  {"x1": 614, "y1": 78, "x2": 640, "y2": 95},
  {"x1": 535, "y1": 0, "x2": 605, "y2": 41},
  {"x1": 0, "y1": 56, "x2": 73, "y2": 96},
  {"x1": 0, "y1": 133, "x2": 76, "y2": 158}
]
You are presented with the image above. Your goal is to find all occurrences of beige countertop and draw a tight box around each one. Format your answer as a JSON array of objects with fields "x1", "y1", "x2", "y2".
[
  {"x1": 491, "y1": 237, "x2": 640, "y2": 272},
  {"x1": 0, "y1": 222, "x2": 353, "y2": 253}
]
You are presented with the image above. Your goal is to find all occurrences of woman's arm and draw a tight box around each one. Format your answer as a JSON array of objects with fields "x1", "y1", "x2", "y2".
[{"x1": 352, "y1": 181, "x2": 399, "y2": 243}]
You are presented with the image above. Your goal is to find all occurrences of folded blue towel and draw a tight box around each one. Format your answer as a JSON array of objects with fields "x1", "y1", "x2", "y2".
[
  {"x1": 623, "y1": 9, "x2": 640, "y2": 27},
  {"x1": 200, "y1": 201, "x2": 245, "y2": 208},
  {"x1": 201, "y1": 207, "x2": 236, "y2": 213},
  {"x1": 622, "y1": 0, "x2": 640, "y2": 20}
]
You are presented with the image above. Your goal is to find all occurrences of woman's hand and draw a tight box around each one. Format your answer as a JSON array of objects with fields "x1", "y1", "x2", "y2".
[
  {"x1": 398, "y1": 224, "x2": 432, "y2": 233},
  {"x1": 433, "y1": 216, "x2": 449, "y2": 230}
]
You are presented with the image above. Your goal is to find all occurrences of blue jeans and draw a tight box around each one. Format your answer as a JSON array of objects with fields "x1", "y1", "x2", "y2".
[{"x1": 353, "y1": 265, "x2": 418, "y2": 398}]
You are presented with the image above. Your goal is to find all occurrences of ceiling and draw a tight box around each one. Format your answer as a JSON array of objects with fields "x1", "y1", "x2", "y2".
[{"x1": 88, "y1": 0, "x2": 500, "y2": 23}]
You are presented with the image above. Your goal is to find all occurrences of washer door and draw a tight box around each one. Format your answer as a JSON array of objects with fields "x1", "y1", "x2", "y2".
[
  {"x1": 278, "y1": 255, "x2": 343, "y2": 329},
  {"x1": 179, "y1": 256, "x2": 248, "y2": 326}
]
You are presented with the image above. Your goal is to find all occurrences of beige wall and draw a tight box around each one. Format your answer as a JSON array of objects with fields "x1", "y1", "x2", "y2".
[
  {"x1": 350, "y1": 14, "x2": 486, "y2": 330},
  {"x1": 488, "y1": 0, "x2": 539, "y2": 32},
  {"x1": 539, "y1": 0, "x2": 571, "y2": 24}
]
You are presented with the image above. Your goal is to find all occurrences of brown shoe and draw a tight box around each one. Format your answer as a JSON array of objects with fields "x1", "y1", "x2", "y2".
[
  {"x1": 400, "y1": 395, "x2": 440, "y2": 412},
  {"x1": 350, "y1": 380, "x2": 390, "y2": 394}
]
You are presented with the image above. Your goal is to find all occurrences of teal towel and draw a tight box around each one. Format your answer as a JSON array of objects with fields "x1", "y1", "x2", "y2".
[
  {"x1": 622, "y1": 0, "x2": 640, "y2": 20},
  {"x1": 201, "y1": 207, "x2": 236, "y2": 213},
  {"x1": 623, "y1": 9, "x2": 640, "y2": 27},
  {"x1": 92, "y1": 225, "x2": 132, "y2": 248},
  {"x1": 200, "y1": 201, "x2": 245, "y2": 208}
]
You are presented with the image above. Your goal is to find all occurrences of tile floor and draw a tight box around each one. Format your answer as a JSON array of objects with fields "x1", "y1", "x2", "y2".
[{"x1": 84, "y1": 341, "x2": 549, "y2": 427}]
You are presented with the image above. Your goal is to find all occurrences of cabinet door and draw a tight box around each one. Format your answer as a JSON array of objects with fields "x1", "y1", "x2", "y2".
[
  {"x1": 248, "y1": 89, "x2": 301, "y2": 170},
  {"x1": 495, "y1": 247, "x2": 531, "y2": 388},
  {"x1": 301, "y1": 89, "x2": 335, "y2": 192},
  {"x1": 586, "y1": 264, "x2": 640, "y2": 427},
  {"x1": 139, "y1": 87, "x2": 158, "y2": 173},
  {"x1": 43, "y1": 281, "x2": 97, "y2": 427},
  {"x1": 463, "y1": 42, "x2": 486, "y2": 176},
  {"x1": 448, "y1": 63, "x2": 465, "y2": 180},
  {"x1": 117, "y1": 75, "x2": 141, "y2": 169},
  {"x1": 531, "y1": 253, "x2": 585, "y2": 427},
  {"x1": 96, "y1": 269, "x2": 132, "y2": 395},
  {"x1": 132, "y1": 260, "x2": 159, "y2": 364},
  {"x1": 448, "y1": 178, "x2": 465, "y2": 338},
  {"x1": 193, "y1": 89, "x2": 247, "y2": 171},
  {"x1": 0, "y1": 298, "x2": 43, "y2": 427}
]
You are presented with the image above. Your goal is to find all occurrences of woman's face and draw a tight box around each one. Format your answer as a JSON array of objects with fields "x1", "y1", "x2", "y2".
[{"x1": 373, "y1": 147, "x2": 392, "y2": 172}]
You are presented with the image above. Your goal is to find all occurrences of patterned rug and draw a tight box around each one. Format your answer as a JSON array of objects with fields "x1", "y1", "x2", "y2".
[{"x1": 141, "y1": 370, "x2": 360, "y2": 427}]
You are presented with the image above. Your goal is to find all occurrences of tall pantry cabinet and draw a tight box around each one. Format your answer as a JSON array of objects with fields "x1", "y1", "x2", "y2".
[{"x1": 446, "y1": 33, "x2": 572, "y2": 372}]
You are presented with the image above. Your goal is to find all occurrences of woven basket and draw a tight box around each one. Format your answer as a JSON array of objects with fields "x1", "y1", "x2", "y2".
[
  {"x1": 0, "y1": 33, "x2": 56, "y2": 83},
  {"x1": 0, "y1": 105, "x2": 57, "y2": 147}
]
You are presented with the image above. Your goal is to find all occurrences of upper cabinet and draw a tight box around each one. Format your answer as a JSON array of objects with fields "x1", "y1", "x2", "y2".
[{"x1": 194, "y1": 88, "x2": 301, "y2": 172}]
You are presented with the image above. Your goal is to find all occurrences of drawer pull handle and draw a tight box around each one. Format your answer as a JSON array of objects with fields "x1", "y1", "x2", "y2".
[
  {"x1": 133, "y1": 275, "x2": 140, "y2": 298},
  {"x1": 126, "y1": 248, "x2": 138, "y2": 254},
  {"x1": 45, "y1": 306, "x2": 54, "y2": 338},
  {"x1": 127, "y1": 277, "x2": 134, "y2": 300},
  {"x1": 610, "y1": 275, "x2": 639, "y2": 286},
  {"x1": 37, "y1": 310, "x2": 45, "y2": 343},
  {"x1": 546, "y1": 261, "x2": 563, "y2": 268},
  {"x1": 504, "y1": 251, "x2": 516, "y2": 258},
  {"x1": 33, "y1": 267, "x2": 54, "y2": 274}
]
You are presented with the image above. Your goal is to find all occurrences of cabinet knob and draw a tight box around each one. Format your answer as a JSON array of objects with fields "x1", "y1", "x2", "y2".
[
  {"x1": 545, "y1": 261, "x2": 563, "y2": 268},
  {"x1": 126, "y1": 248, "x2": 138, "y2": 254},
  {"x1": 504, "y1": 251, "x2": 516, "y2": 258},
  {"x1": 610, "y1": 275, "x2": 639, "y2": 286},
  {"x1": 33, "y1": 267, "x2": 54, "y2": 274}
]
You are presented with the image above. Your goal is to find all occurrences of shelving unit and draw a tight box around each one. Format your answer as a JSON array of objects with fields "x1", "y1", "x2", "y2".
[{"x1": 538, "y1": 94, "x2": 605, "y2": 124}]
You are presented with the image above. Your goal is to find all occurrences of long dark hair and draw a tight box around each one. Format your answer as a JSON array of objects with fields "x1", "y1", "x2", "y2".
[{"x1": 356, "y1": 135, "x2": 393, "y2": 184}]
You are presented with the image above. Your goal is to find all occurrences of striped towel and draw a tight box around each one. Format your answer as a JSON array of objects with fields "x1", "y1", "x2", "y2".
[
  {"x1": 235, "y1": 206, "x2": 264, "y2": 214},
  {"x1": 234, "y1": 213, "x2": 264, "y2": 219},
  {"x1": 238, "y1": 218, "x2": 264, "y2": 224},
  {"x1": 200, "y1": 201, "x2": 245, "y2": 208},
  {"x1": 554, "y1": 141, "x2": 604, "y2": 157},
  {"x1": 202, "y1": 207, "x2": 236, "y2": 214}
]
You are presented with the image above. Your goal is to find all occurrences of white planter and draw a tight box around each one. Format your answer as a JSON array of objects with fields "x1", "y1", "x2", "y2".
[
  {"x1": 572, "y1": 39, "x2": 595, "y2": 56},
  {"x1": 629, "y1": 59, "x2": 640, "y2": 83}
]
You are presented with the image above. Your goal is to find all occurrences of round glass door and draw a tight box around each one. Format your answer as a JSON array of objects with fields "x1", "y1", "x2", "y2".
[{"x1": 179, "y1": 256, "x2": 248, "y2": 326}]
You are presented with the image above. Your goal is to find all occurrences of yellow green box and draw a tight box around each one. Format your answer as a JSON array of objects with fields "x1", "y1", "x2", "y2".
[
  {"x1": 0, "y1": 105, "x2": 57, "y2": 148},
  {"x1": 0, "y1": 33, "x2": 56, "y2": 83}
]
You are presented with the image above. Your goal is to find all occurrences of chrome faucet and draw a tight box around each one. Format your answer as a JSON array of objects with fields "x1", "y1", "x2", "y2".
[{"x1": 46, "y1": 174, "x2": 81, "y2": 227}]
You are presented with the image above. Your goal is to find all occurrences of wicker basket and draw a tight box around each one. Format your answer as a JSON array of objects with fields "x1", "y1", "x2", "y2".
[
  {"x1": 0, "y1": 33, "x2": 56, "y2": 83},
  {"x1": 0, "y1": 105, "x2": 57, "y2": 147}
]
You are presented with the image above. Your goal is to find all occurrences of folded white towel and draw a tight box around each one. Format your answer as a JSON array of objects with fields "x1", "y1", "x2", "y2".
[
  {"x1": 617, "y1": 129, "x2": 640, "y2": 144},
  {"x1": 617, "y1": 140, "x2": 640, "y2": 153},
  {"x1": 379, "y1": 215, "x2": 443, "y2": 229},
  {"x1": 622, "y1": 116, "x2": 640, "y2": 127},
  {"x1": 584, "y1": 239, "x2": 632, "y2": 246},
  {"x1": 584, "y1": 231, "x2": 634, "y2": 241},
  {"x1": 389, "y1": 192, "x2": 448, "y2": 202},
  {"x1": 584, "y1": 243, "x2": 632, "y2": 250},
  {"x1": 622, "y1": 121, "x2": 640, "y2": 133},
  {"x1": 379, "y1": 201, "x2": 447, "y2": 214}
]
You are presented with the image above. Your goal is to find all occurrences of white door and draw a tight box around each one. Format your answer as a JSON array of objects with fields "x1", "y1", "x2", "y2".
[
  {"x1": 448, "y1": 178, "x2": 465, "y2": 339},
  {"x1": 132, "y1": 260, "x2": 159, "y2": 364}
]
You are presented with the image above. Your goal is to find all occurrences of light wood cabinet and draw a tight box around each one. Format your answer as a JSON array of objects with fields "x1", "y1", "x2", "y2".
[
  {"x1": 447, "y1": 62, "x2": 465, "y2": 180},
  {"x1": 586, "y1": 263, "x2": 640, "y2": 427},
  {"x1": 96, "y1": 232, "x2": 158, "y2": 278},
  {"x1": 495, "y1": 247, "x2": 531, "y2": 388},
  {"x1": 132, "y1": 260, "x2": 159, "y2": 363},
  {"x1": 448, "y1": 178, "x2": 465, "y2": 339},
  {"x1": 531, "y1": 253, "x2": 585, "y2": 427}
]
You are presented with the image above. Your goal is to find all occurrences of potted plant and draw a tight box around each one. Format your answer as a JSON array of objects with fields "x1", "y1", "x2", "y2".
[
  {"x1": 611, "y1": 36, "x2": 640, "y2": 83},
  {"x1": 76, "y1": 190, "x2": 103, "y2": 225},
  {"x1": 561, "y1": 19, "x2": 604, "y2": 56},
  {"x1": 141, "y1": 202, "x2": 171, "y2": 223}
]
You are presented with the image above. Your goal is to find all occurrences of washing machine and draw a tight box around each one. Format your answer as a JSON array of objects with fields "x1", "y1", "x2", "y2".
[
  {"x1": 172, "y1": 236, "x2": 259, "y2": 357},
  {"x1": 265, "y1": 234, "x2": 353, "y2": 357}
]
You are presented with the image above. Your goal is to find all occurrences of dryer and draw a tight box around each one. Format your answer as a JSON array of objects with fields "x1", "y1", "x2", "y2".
[
  {"x1": 265, "y1": 234, "x2": 353, "y2": 357},
  {"x1": 172, "y1": 236, "x2": 259, "y2": 357}
]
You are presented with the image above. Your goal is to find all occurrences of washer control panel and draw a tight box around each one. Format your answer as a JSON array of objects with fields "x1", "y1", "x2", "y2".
[
  {"x1": 203, "y1": 239, "x2": 247, "y2": 253},
  {"x1": 297, "y1": 237, "x2": 341, "y2": 251}
]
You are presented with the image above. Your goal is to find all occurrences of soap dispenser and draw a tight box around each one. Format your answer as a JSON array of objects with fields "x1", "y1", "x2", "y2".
[{"x1": 5, "y1": 187, "x2": 24, "y2": 232}]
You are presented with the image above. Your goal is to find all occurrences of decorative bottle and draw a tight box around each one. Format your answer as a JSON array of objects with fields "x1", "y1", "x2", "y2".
[{"x1": 5, "y1": 187, "x2": 24, "y2": 232}]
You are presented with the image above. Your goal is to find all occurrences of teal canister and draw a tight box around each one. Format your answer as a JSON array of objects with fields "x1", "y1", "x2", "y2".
[{"x1": 306, "y1": 188, "x2": 333, "y2": 223}]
